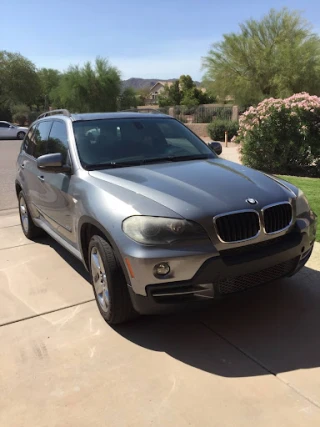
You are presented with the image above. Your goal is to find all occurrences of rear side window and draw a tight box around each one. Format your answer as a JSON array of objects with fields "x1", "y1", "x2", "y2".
[
  {"x1": 23, "y1": 121, "x2": 52, "y2": 157},
  {"x1": 24, "y1": 124, "x2": 37, "y2": 155},
  {"x1": 33, "y1": 121, "x2": 52, "y2": 158},
  {"x1": 47, "y1": 121, "x2": 69, "y2": 162}
]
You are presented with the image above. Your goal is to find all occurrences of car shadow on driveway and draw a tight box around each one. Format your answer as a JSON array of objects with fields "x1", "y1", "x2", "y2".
[
  {"x1": 36, "y1": 234, "x2": 91, "y2": 283},
  {"x1": 36, "y1": 234, "x2": 320, "y2": 378},
  {"x1": 114, "y1": 266, "x2": 320, "y2": 378}
]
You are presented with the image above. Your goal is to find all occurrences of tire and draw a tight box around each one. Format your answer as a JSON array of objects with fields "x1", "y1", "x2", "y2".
[
  {"x1": 18, "y1": 191, "x2": 44, "y2": 239},
  {"x1": 17, "y1": 131, "x2": 25, "y2": 140},
  {"x1": 88, "y1": 235, "x2": 136, "y2": 325}
]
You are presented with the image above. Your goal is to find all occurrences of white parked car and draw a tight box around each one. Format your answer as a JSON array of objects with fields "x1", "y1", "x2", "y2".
[{"x1": 0, "y1": 121, "x2": 28, "y2": 139}]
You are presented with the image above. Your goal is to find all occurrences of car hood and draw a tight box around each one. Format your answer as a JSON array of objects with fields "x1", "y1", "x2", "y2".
[{"x1": 88, "y1": 158, "x2": 296, "y2": 220}]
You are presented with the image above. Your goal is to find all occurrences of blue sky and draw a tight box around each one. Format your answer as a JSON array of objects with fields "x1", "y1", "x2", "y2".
[{"x1": 1, "y1": 0, "x2": 319, "y2": 80}]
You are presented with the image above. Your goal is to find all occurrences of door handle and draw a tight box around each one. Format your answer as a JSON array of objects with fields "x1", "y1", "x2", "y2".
[{"x1": 37, "y1": 175, "x2": 45, "y2": 183}]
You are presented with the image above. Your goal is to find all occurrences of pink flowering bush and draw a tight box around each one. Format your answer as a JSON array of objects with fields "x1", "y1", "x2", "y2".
[{"x1": 236, "y1": 93, "x2": 320, "y2": 176}]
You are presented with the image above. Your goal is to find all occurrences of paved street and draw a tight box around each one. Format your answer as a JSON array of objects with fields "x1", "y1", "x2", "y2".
[
  {"x1": 0, "y1": 139, "x2": 22, "y2": 210},
  {"x1": 0, "y1": 140, "x2": 320, "y2": 426}
]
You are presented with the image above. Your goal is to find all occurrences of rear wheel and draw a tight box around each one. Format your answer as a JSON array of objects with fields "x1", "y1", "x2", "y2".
[
  {"x1": 18, "y1": 191, "x2": 43, "y2": 239},
  {"x1": 17, "y1": 131, "x2": 25, "y2": 140},
  {"x1": 89, "y1": 235, "x2": 136, "y2": 325}
]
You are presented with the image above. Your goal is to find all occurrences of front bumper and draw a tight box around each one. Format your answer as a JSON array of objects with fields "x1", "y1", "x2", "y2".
[{"x1": 124, "y1": 213, "x2": 317, "y2": 315}]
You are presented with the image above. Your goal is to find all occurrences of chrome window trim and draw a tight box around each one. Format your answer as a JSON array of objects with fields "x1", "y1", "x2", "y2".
[
  {"x1": 213, "y1": 209, "x2": 261, "y2": 244},
  {"x1": 261, "y1": 201, "x2": 293, "y2": 235}
]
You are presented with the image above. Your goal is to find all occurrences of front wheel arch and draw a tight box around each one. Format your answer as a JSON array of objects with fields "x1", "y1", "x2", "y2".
[{"x1": 78, "y1": 217, "x2": 131, "y2": 284}]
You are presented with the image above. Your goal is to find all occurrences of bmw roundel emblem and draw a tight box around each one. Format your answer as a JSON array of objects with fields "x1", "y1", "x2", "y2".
[{"x1": 246, "y1": 198, "x2": 258, "y2": 205}]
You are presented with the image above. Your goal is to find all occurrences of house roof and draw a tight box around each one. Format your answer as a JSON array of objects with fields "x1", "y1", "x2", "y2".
[{"x1": 149, "y1": 81, "x2": 174, "y2": 92}]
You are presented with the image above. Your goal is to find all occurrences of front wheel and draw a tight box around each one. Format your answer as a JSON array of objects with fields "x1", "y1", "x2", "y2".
[
  {"x1": 17, "y1": 131, "x2": 25, "y2": 140},
  {"x1": 88, "y1": 235, "x2": 136, "y2": 325}
]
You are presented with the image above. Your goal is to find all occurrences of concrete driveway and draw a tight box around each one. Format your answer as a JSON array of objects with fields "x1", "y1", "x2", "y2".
[
  {"x1": 0, "y1": 139, "x2": 22, "y2": 210},
  {"x1": 1, "y1": 207, "x2": 320, "y2": 426}
]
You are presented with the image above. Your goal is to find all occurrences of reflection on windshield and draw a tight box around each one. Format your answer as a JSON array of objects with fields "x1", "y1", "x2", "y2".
[{"x1": 73, "y1": 117, "x2": 215, "y2": 168}]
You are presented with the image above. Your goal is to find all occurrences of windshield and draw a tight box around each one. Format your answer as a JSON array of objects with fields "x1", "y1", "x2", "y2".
[{"x1": 73, "y1": 117, "x2": 215, "y2": 169}]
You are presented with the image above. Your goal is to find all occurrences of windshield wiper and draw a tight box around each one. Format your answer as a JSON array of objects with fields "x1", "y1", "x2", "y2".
[
  {"x1": 85, "y1": 154, "x2": 212, "y2": 170},
  {"x1": 84, "y1": 161, "x2": 141, "y2": 170},
  {"x1": 140, "y1": 154, "x2": 212, "y2": 164}
]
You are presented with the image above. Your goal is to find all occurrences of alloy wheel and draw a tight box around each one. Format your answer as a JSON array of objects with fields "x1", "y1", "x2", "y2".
[
  {"x1": 90, "y1": 246, "x2": 110, "y2": 312},
  {"x1": 19, "y1": 195, "x2": 29, "y2": 234}
]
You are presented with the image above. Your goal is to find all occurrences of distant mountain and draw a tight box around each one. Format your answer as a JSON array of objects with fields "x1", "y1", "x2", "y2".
[{"x1": 122, "y1": 78, "x2": 201, "y2": 91}]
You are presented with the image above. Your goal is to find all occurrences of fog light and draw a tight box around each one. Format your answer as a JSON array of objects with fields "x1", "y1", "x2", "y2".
[{"x1": 154, "y1": 262, "x2": 170, "y2": 276}]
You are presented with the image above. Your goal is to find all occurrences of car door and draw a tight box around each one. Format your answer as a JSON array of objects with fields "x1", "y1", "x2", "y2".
[
  {"x1": 0, "y1": 122, "x2": 11, "y2": 138},
  {"x1": 18, "y1": 121, "x2": 53, "y2": 217},
  {"x1": 17, "y1": 123, "x2": 40, "y2": 214},
  {"x1": 36, "y1": 120, "x2": 76, "y2": 245}
]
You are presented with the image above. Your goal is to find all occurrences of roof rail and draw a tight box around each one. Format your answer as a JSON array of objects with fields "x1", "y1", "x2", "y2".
[
  {"x1": 120, "y1": 108, "x2": 163, "y2": 114},
  {"x1": 37, "y1": 109, "x2": 71, "y2": 119}
]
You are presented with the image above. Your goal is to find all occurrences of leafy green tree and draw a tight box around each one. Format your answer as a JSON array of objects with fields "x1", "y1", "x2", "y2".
[
  {"x1": 181, "y1": 88, "x2": 200, "y2": 107},
  {"x1": 158, "y1": 80, "x2": 182, "y2": 107},
  {"x1": 159, "y1": 75, "x2": 215, "y2": 107},
  {"x1": 197, "y1": 89, "x2": 216, "y2": 104},
  {"x1": 119, "y1": 87, "x2": 138, "y2": 110},
  {"x1": 136, "y1": 87, "x2": 150, "y2": 105},
  {"x1": 170, "y1": 80, "x2": 183, "y2": 105},
  {"x1": 54, "y1": 57, "x2": 121, "y2": 112},
  {"x1": 0, "y1": 106, "x2": 11, "y2": 121},
  {"x1": 179, "y1": 75, "x2": 195, "y2": 92},
  {"x1": 0, "y1": 51, "x2": 41, "y2": 108},
  {"x1": 202, "y1": 8, "x2": 320, "y2": 106},
  {"x1": 37, "y1": 68, "x2": 61, "y2": 110}
]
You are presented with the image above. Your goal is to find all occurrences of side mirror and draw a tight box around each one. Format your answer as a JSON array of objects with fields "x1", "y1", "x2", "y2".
[
  {"x1": 208, "y1": 141, "x2": 222, "y2": 155},
  {"x1": 37, "y1": 153, "x2": 71, "y2": 173}
]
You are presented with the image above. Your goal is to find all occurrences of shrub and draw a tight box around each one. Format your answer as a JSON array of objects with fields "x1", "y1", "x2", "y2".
[
  {"x1": 236, "y1": 93, "x2": 320, "y2": 175},
  {"x1": 207, "y1": 119, "x2": 239, "y2": 141},
  {"x1": 12, "y1": 112, "x2": 28, "y2": 125},
  {"x1": 28, "y1": 111, "x2": 40, "y2": 124},
  {"x1": 11, "y1": 104, "x2": 30, "y2": 125}
]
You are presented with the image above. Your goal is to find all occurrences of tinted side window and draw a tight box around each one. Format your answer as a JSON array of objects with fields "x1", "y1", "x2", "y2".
[
  {"x1": 47, "y1": 121, "x2": 69, "y2": 162},
  {"x1": 24, "y1": 124, "x2": 37, "y2": 155},
  {"x1": 33, "y1": 121, "x2": 52, "y2": 158},
  {"x1": 0, "y1": 122, "x2": 10, "y2": 128}
]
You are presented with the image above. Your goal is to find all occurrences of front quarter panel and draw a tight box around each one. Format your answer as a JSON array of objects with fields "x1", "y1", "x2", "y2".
[{"x1": 73, "y1": 170, "x2": 186, "y2": 261}]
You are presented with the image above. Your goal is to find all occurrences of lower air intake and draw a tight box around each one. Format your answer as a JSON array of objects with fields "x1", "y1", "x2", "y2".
[{"x1": 218, "y1": 258, "x2": 298, "y2": 295}]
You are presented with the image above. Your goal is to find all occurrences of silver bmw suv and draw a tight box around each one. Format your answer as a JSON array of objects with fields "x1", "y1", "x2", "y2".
[{"x1": 16, "y1": 109, "x2": 317, "y2": 324}]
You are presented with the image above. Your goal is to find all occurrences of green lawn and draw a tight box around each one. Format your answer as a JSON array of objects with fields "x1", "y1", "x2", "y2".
[{"x1": 278, "y1": 175, "x2": 320, "y2": 242}]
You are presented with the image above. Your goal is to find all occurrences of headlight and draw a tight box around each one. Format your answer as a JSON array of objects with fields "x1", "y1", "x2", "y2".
[
  {"x1": 296, "y1": 189, "x2": 311, "y2": 216},
  {"x1": 122, "y1": 216, "x2": 208, "y2": 245}
]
